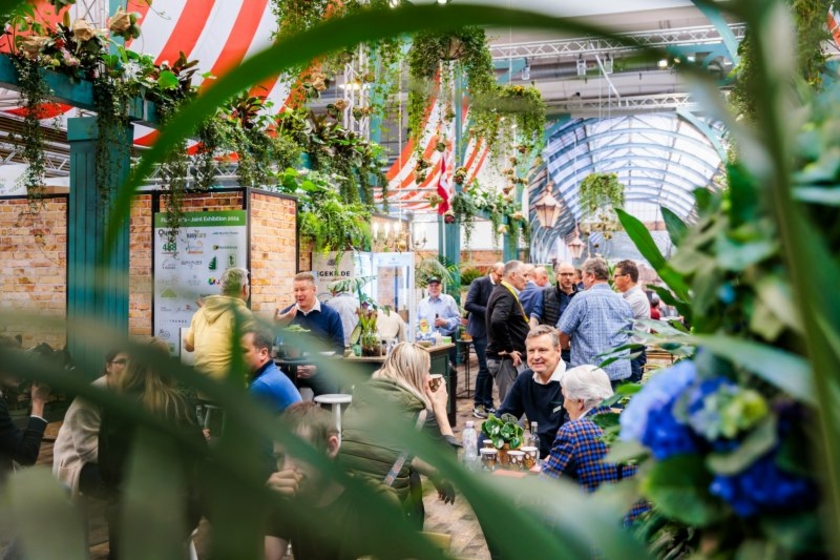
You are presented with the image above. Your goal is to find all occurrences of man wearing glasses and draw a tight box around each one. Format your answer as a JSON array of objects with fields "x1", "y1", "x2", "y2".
[
  {"x1": 557, "y1": 257, "x2": 633, "y2": 388},
  {"x1": 613, "y1": 260, "x2": 651, "y2": 382},
  {"x1": 529, "y1": 261, "x2": 579, "y2": 366}
]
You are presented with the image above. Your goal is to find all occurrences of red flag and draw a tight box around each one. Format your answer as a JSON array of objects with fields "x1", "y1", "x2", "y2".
[{"x1": 437, "y1": 156, "x2": 450, "y2": 215}]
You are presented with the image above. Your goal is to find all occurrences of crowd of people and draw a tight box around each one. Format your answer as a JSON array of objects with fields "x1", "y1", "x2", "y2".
[{"x1": 0, "y1": 257, "x2": 658, "y2": 559}]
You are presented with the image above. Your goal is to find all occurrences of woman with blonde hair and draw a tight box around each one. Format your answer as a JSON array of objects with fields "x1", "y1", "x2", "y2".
[
  {"x1": 339, "y1": 342, "x2": 456, "y2": 529},
  {"x1": 98, "y1": 339, "x2": 205, "y2": 558}
]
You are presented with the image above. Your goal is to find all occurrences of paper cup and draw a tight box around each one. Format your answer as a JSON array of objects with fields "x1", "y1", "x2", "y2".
[
  {"x1": 521, "y1": 446, "x2": 539, "y2": 469},
  {"x1": 429, "y1": 374, "x2": 444, "y2": 392}
]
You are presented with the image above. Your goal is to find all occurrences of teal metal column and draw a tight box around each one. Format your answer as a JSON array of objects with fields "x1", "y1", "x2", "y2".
[
  {"x1": 441, "y1": 71, "x2": 462, "y2": 297},
  {"x1": 67, "y1": 116, "x2": 133, "y2": 367}
]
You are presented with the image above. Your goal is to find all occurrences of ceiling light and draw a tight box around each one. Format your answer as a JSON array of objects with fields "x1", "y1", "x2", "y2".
[
  {"x1": 687, "y1": 55, "x2": 696, "y2": 63},
  {"x1": 603, "y1": 54, "x2": 613, "y2": 75},
  {"x1": 658, "y1": 59, "x2": 668, "y2": 69},
  {"x1": 576, "y1": 55, "x2": 587, "y2": 77},
  {"x1": 389, "y1": 0, "x2": 399, "y2": 6}
]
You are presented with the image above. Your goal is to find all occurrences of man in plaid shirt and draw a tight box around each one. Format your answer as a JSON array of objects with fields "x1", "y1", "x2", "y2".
[
  {"x1": 557, "y1": 257, "x2": 633, "y2": 386},
  {"x1": 542, "y1": 364, "x2": 648, "y2": 522}
]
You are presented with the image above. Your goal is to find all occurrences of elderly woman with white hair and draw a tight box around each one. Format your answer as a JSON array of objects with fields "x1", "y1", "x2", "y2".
[{"x1": 542, "y1": 365, "x2": 639, "y2": 492}]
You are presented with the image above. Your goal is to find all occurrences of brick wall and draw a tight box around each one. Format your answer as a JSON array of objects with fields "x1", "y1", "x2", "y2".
[
  {"x1": 0, "y1": 197, "x2": 67, "y2": 349},
  {"x1": 129, "y1": 195, "x2": 153, "y2": 337},
  {"x1": 1, "y1": 189, "x2": 300, "y2": 345},
  {"x1": 249, "y1": 191, "x2": 298, "y2": 319}
]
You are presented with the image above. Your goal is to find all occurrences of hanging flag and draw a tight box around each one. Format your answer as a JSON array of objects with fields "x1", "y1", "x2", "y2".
[{"x1": 437, "y1": 155, "x2": 451, "y2": 215}]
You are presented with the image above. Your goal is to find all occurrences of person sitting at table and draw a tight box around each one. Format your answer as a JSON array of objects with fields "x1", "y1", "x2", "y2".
[
  {"x1": 243, "y1": 328, "x2": 302, "y2": 416},
  {"x1": 541, "y1": 364, "x2": 648, "y2": 521},
  {"x1": 99, "y1": 339, "x2": 207, "y2": 559},
  {"x1": 264, "y1": 402, "x2": 410, "y2": 560},
  {"x1": 53, "y1": 347, "x2": 129, "y2": 499},
  {"x1": 275, "y1": 272, "x2": 345, "y2": 397},
  {"x1": 0, "y1": 335, "x2": 51, "y2": 484},
  {"x1": 495, "y1": 326, "x2": 566, "y2": 459},
  {"x1": 339, "y1": 342, "x2": 456, "y2": 529}
]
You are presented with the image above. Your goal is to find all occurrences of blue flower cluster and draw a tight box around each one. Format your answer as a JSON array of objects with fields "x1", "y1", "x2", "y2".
[
  {"x1": 620, "y1": 359, "x2": 699, "y2": 460},
  {"x1": 710, "y1": 452, "x2": 815, "y2": 517},
  {"x1": 621, "y1": 359, "x2": 815, "y2": 518}
]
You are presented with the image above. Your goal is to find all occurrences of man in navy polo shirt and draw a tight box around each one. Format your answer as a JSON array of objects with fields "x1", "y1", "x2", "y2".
[
  {"x1": 275, "y1": 272, "x2": 344, "y2": 396},
  {"x1": 243, "y1": 328, "x2": 302, "y2": 415}
]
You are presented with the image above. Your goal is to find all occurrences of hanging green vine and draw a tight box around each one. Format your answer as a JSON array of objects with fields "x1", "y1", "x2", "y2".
[
  {"x1": 579, "y1": 172, "x2": 625, "y2": 239},
  {"x1": 407, "y1": 26, "x2": 494, "y2": 158},
  {"x1": 730, "y1": 0, "x2": 832, "y2": 124},
  {"x1": 10, "y1": 56, "x2": 50, "y2": 208}
]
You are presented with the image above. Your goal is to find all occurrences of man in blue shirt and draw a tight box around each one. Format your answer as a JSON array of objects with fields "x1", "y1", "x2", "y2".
[
  {"x1": 557, "y1": 257, "x2": 633, "y2": 385},
  {"x1": 517, "y1": 264, "x2": 541, "y2": 318},
  {"x1": 417, "y1": 276, "x2": 461, "y2": 367},
  {"x1": 243, "y1": 329, "x2": 302, "y2": 415},
  {"x1": 275, "y1": 272, "x2": 345, "y2": 396}
]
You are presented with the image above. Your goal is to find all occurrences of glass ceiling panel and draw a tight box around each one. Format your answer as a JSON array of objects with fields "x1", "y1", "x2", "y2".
[{"x1": 530, "y1": 112, "x2": 727, "y2": 263}]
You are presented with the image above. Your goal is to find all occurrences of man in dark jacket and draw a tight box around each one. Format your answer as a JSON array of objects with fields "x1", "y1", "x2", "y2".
[
  {"x1": 485, "y1": 260, "x2": 530, "y2": 403},
  {"x1": 465, "y1": 262, "x2": 504, "y2": 419},
  {"x1": 529, "y1": 261, "x2": 579, "y2": 365},
  {"x1": 0, "y1": 336, "x2": 50, "y2": 482}
]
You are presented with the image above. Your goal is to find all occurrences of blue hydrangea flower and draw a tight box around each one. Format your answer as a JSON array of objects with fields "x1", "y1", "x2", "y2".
[
  {"x1": 640, "y1": 403, "x2": 700, "y2": 459},
  {"x1": 685, "y1": 376, "x2": 735, "y2": 440},
  {"x1": 710, "y1": 451, "x2": 815, "y2": 517},
  {"x1": 620, "y1": 359, "x2": 697, "y2": 444}
]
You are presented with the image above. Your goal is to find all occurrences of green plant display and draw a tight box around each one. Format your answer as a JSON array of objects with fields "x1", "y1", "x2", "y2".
[
  {"x1": 481, "y1": 413, "x2": 524, "y2": 449},
  {"x1": 470, "y1": 84, "x2": 547, "y2": 161},
  {"x1": 406, "y1": 25, "x2": 494, "y2": 158},
  {"x1": 459, "y1": 266, "x2": 483, "y2": 286},
  {"x1": 10, "y1": 2, "x2": 838, "y2": 559},
  {"x1": 578, "y1": 172, "x2": 625, "y2": 239}
]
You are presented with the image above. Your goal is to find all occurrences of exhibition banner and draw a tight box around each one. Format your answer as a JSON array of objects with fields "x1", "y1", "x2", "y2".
[{"x1": 153, "y1": 210, "x2": 248, "y2": 355}]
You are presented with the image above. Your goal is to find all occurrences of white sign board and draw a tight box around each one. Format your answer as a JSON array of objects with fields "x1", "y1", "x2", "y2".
[
  {"x1": 153, "y1": 210, "x2": 248, "y2": 356},
  {"x1": 311, "y1": 251, "x2": 373, "y2": 296},
  {"x1": 0, "y1": 164, "x2": 28, "y2": 196}
]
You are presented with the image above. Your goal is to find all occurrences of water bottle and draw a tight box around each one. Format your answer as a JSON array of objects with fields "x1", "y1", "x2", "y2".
[
  {"x1": 529, "y1": 421, "x2": 541, "y2": 467},
  {"x1": 462, "y1": 421, "x2": 479, "y2": 472}
]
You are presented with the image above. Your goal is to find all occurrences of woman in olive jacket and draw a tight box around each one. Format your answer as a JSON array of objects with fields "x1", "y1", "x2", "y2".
[{"x1": 339, "y1": 342, "x2": 456, "y2": 528}]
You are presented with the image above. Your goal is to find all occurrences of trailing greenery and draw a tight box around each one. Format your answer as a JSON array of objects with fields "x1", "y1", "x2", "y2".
[
  {"x1": 578, "y1": 172, "x2": 625, "y2": 239},
  {"x1": 407, "y1": 25, "x2": 494, "y2": 157},
  {"x1": 470, "y1": 84, "x2": 547, "y2": 160},
  {"x1": 8, "y1": 56, "x2": 50, "y2": 207},
  {"x1": 729, "y1": 0, "x2": 833, "y2": 124},
  {"x1": 276, "y1": 168, "x2": 371, "y2": 261}
]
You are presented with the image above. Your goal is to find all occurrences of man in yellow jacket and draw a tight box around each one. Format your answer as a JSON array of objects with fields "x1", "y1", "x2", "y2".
[{"x1": 184, "y1": 267, "x2": 254, "y2": 383}]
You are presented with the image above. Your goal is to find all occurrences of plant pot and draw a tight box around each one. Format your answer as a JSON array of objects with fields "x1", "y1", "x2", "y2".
[
  {"x1": 497, "y1": 443, "x2": 520, "y2": 467},
  {"x1": 361, "y1": 330, "x2": 380, "y2": 357}
]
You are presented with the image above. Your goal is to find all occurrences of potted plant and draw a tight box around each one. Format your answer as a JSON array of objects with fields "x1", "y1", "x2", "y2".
[
  {"x1": 406, "y1": 26, "x2": 495, "y2": 157},
  {"x1": 579, "y1": 172, "x2": 625, "y2": 240},
  {"x1": 481, "y1": 413, "x2": 524, "y2": 466}
]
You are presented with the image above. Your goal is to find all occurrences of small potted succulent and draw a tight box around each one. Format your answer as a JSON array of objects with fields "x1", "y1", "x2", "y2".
[{"x1": 481, "y1": 413, "x2": 524, "y2": 466}]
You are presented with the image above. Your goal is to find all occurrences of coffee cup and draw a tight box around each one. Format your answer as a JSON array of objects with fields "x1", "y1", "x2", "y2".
[
  {"x1": 482, "y1": 439, "x2": 494, "y2": 449},
  {"x1": 480, "y1": 448, "x2": 498, "y2": 471},
  {"x1": 521, "y1": 446, "x2": 539, "y2": 469},
  {"x1": 429, "y1": 374, "x2": 444, "y2": 392},
  {"x1": 507, "y1": 450, "x2": 525, "y2": 471}
]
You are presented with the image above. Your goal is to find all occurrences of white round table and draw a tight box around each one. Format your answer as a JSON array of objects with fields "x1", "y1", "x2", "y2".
[{"x1": 313, "y1": 393, "x2": 353, "y2": 435}]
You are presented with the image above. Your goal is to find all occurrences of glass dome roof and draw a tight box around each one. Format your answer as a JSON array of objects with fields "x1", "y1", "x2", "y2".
[{"x1": 530, "y1": 112, "x2": 726, "y2": 262}]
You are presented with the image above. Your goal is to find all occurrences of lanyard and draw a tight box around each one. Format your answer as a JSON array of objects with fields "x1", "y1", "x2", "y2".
[{"x1": 501, "y1": 281, "x2": 529, "y2": 323}]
